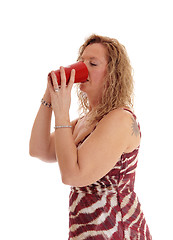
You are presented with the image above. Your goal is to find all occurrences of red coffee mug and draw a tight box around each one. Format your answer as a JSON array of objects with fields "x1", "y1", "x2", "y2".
[{"x1": 48, "y1": 61, "x2": 88, "y2": 85}]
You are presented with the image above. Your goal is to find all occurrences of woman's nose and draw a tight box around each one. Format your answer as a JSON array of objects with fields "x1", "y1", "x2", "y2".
[{"x1": 83, "y1": 60, "x2": 89, "y2": 68}]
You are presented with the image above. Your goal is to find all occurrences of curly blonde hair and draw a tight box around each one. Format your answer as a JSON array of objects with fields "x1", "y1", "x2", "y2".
[{"x1": 76, "y1": 34, "x2": 134, "y2": 125}]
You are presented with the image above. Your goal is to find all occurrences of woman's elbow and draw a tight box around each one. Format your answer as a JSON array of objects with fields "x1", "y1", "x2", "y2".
[
  {"x1": 61, "y1": 175, "x2": 81, "y2": 187},
  {"x1": 29, "y1": 148, "x2": 57, "y2": 163},
  {"x1": 61, "y1": 174, "x2": 74, "y2": 186},
  {"x1": 29, "y1": 146, "x2": 37, "y2": 158}
]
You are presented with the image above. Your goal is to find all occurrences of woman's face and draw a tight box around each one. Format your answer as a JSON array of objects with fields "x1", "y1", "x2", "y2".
[{"x1": 79, "y1": 43, "x2": 108, "y2": 103}]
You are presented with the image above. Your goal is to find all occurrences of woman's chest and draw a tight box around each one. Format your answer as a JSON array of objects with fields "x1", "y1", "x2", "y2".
[{"x1": 72, "y1": 119, "x2": 96, "y2": 147}]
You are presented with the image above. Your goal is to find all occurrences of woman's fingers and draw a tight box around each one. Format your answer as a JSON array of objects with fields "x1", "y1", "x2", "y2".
[
  {"x1": 60, "y1": 67, "x2": 67, "y2": 88},
  {"x1": 49, "y1": 67, "x2": 74, "y2": 93},
  {"x1": 47, "y1": 74, "x2": 54, "y2": 94},
  {"x1": 51, "y1": 71, "x2": 59, "y2": 91},
  {"x1": 68, "y1": 69, "x2": 75, "y2": 91}
]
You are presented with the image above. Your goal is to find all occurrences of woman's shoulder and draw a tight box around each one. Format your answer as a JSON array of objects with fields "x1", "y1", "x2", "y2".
[
  {"x1": 98, "y1": 107, "x2": 141, "y2": 152},
  {"x1": 94, "y1": 109, "x2": 131, "y2": 136},
  {"x1": 96, "y1": 107, "x2": 138, "y2": 137},
  {"x1": 101, "y1": 107, "x2": 134, "y2": 123}
]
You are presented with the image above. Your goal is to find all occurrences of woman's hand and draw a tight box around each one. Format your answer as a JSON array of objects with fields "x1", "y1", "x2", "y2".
[{"x1": 47, "y1": 67, "x2": 75, "y2": 124}]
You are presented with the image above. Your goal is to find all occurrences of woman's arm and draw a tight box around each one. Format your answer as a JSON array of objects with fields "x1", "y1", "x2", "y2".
[
  {"x1": 29, "y1": 87, "x2": 57, "y2": 162},
  {"x1": 55, "y1": 109, "x2": 140, "y2": 187},
  {"x1": 29, "y1": 79, "x2": 78, "y2": 163}
]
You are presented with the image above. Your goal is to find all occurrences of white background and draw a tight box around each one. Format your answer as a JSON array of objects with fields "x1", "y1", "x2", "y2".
[{"x1": 0, "y1": 0, "x2": 172, "y2": 239}]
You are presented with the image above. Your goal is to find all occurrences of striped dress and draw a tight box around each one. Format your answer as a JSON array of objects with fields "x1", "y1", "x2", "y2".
[{"x1": 69, "y1": 109, "x2": 152, "y2": 239}]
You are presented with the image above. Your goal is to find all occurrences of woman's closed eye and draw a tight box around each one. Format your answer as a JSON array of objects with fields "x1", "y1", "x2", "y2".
[{"x1": 90, "y1": 62, "x2": 97, "y2": 66}]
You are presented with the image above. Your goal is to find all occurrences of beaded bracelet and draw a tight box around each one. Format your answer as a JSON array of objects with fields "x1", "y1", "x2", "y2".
[{"x1": 41, "y1": 98, "x2": 52, "y2": 108}]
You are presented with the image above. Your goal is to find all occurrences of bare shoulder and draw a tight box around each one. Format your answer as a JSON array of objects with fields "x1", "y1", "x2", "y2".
[
  {"x1": 96, "y1": 108, "x2": 141, "y2": 152},
  {"x1": 97, "y1": 108, "x2": 133, "y2": 132}
]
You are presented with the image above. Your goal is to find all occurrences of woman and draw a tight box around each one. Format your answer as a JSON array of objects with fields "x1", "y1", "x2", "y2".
[{"x1": 29, "y1": 34, "x2": 152, "y2": 239}]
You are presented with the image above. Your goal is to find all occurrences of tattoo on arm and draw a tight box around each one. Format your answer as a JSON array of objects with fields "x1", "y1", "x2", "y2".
[{"x1": 131, "y1": 117, "x2": 140, "y2": 137}]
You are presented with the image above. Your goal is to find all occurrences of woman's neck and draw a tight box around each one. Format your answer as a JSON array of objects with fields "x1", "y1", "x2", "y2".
[{"x1": 87, "y1": 94, "x2": 101, "y2": 111}]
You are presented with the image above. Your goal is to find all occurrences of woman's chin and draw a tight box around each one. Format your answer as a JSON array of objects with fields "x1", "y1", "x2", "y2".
[{"x1": 79, "y1": 82, "x2": 88, "y2": 92}]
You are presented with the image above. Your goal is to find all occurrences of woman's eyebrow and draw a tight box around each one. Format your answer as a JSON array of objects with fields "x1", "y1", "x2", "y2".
[
  {"x1": 90, "y1": 57, "x2": 98, "y2": 60},
  {"x1": 80, "y1": 56, "x2": 99, "y2": 61}
]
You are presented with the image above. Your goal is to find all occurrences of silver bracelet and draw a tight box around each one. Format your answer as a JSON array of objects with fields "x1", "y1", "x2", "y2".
[
  {"x1": 54, "y1": 125, "x2": 72, "y2": 129},
  {"x1": 41, "y1": 98, "x2": 52, "y2": 108}
]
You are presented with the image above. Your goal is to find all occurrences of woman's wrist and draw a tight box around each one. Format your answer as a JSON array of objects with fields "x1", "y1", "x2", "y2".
[
  {"x1": 41, "y1": 99, "x2": 52, "y2": 108},
  {"x1": 55, "y1": 114, "x2": 70, "y2": 126},
  {"x1": 41, "y1": 89, "x2": 52, "y2": 109},
  {"x1": 43, "y1": 88, "x2": 51, "y2": 103}
]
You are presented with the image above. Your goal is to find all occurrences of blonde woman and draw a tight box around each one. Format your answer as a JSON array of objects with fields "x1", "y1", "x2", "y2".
[{"x1": 29, "y1": 35, "x2": 152, "y2": 239}]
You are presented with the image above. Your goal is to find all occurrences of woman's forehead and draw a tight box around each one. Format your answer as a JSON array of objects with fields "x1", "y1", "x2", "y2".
[{"x1": 81, "y1": 43, "x2": 108, "y2": 62}]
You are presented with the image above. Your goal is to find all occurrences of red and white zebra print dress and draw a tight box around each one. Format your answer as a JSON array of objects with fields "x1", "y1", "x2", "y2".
[{"x1": 69, "y1": 109, "x2": 152, "y2": 240}]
